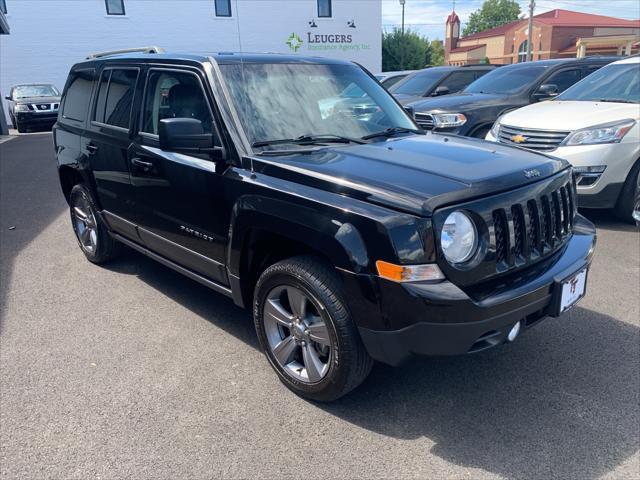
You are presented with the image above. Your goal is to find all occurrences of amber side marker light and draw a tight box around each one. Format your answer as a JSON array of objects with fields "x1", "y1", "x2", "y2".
[{"x1": 376, "y1": 260, "x2": 445, "y2": 283}]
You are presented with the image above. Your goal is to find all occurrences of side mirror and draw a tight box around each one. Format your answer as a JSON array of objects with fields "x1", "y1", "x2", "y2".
[
  {"x1": 4, "y1": 96, "x2": 11, "y2": 101},
  {"x1": 533, "y1": 84, "x2": 559, "y2": 101},
  {"x1": 404, "y1": 105, "x2": 415, "y2": 117},
  {"x1": 158, "y1": 118, "x2": 224, "y2": 158},
  {"x1": 431, "y1": 86, "x2": 450, "y2": 97}
]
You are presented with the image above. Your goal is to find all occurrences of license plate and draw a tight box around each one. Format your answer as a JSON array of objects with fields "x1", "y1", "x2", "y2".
[{"x1": 558, "y1": 269, "x2": 587, "y2": 313}]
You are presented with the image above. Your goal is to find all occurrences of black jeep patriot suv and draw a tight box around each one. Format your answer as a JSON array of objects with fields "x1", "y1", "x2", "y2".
[{"x1": 54, "y1": 49, "x2": 596, "y2": 401}]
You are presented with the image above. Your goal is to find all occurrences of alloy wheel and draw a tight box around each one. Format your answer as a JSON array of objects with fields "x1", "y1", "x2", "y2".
[
  {"x1": 263, "y1": 285, "x2": 332, "y2": 383},
  {"x1": 72, "y1": 193, "x2": 98, "y2": 254}
]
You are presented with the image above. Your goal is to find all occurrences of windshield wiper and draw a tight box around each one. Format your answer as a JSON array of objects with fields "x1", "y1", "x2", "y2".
[
  {"x1": 361, "y1": 126, "x2": 425, "y2": 141},
  {"x1": 252, "y1": 134, "x2": 366, "y2": 149},
  {"x1": 597, "y1": 99, "x2": 638, "y2": 104}
]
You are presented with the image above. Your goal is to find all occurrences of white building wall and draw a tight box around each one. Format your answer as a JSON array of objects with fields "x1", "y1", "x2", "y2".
[{"x1": 0, "y1": 0, "x2": 381, "y2": 118}]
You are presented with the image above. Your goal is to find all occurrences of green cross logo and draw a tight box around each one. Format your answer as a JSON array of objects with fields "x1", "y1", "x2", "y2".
[{"x1": 286, "y1": 32, "x2": 303, "y2": 52}]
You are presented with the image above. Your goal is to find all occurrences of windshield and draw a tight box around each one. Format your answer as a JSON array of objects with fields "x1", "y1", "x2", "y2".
[
  {"x1": 390, "y1": 70, "x2": 446, "y2": 96},
  {"x1": 13, "y1": 85, "x2": 59, "y2": 99},
  {"x1": 219, "y1": 63, "x2": 416, "y2": 149},
  {"x1": 464, "y1": 64, "x2": 550, "y2": 94},
  {"x1": 557, "y1": 63, "x2": 640, "y2": 103}
]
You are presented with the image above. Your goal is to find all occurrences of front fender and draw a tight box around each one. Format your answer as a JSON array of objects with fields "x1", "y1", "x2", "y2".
[{"x1": 227, "y1": 194, "x2": 371, "y2": 277}]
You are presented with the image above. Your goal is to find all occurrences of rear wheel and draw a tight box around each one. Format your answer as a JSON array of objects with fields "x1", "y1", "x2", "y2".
[
  {"x1": 69, "y1": 184, "x2": 121, "y2": 264},
  {"x1": 254, "y1": 256, "x2": 373, "y2": 402},
  {"x1": 614, "y1": 161, "x2": 640, "y2": 223}
]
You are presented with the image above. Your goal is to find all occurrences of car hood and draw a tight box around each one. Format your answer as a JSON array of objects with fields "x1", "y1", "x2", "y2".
[
  {"x1": 253, "y1": 133, "x2": 567, "y2": 216},
  {"x1": 501, "y1": 100, "x2": 640, "y2": 131},
  {"x1": 408, "y1": 92, "x2": 508, "y2": 113},
  {"x1": 14, "y1": 96, "x2": 61, "y2": 104}
]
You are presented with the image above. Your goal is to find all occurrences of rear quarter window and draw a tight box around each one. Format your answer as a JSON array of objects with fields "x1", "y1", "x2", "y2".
[
  {"x1": 92, "y1": 67, "x2": 139, "y2": 129},
  {"x1": 61, "y1": 70, "x2": 95, "y2": 122}
]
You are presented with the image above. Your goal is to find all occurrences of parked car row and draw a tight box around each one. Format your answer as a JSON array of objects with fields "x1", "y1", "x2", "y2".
[{"x1": 379, "y1": 56, "x2": 638, "y2": 221}]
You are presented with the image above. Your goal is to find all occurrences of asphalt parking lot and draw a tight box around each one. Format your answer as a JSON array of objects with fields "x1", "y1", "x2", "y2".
[{"x1": 1, "y1": 133, "x2": 638, "y2": 479}]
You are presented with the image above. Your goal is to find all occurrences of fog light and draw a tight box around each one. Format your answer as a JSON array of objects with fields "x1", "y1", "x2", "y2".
[{"x1": 507, "y1": 321, "x2": 521, "y2": 342}]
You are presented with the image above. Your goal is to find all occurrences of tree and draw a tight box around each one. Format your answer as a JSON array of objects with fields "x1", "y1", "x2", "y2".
[
  {"x1": 429, "y1": 40, "x2": 445, "y2": 66},
  {"x1": 462, "y1": 0, "x2": 521, "y2": 37},
  {"x1": 382, "y1": 28, "x2": 432, "y2": 71}
]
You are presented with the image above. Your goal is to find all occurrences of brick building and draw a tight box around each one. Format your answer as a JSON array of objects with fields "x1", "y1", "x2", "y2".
[{"x1": 445, "y1": 9, "x2": 639, "y2": 65}]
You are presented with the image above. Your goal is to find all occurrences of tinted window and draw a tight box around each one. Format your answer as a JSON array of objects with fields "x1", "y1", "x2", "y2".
[
  {"x1": 558, "y1": 63, "x2": 639, "y2": 103},
  {"x1": 105, "y1": 0, "x2": 125, "y2": 15},
  {"x1": 465, "y1": 64, "x2": 550, "y2": 94},
  {"x1": 62, "y1": 71, "x2": 94, "y2": 122},
  {"x1": 390, "y1": 70, "x2": 447, "y2": 96},
  {"x1": 381, "y1": 75, "x2": 407, "y2": 89},
  {"x1": 318, "y1": 0, "x2": 331, "y2": 17},
  {"x1": 93, "y1": 69, "x2": 138, "y2": 129},
  {"x1": 440, "y1": 71, "x2": 476, "y2": 93},
  {"x1": 141, "y1": 70, "x2": 213, "y2": 135},
  {"x1": 93, "y1": 70, "x2": 110, "y2": 123},
  {"x1": 545, "y1": 69, "x2": 581, "y2": 93},
  {"x1": 214, "y1": 0, "x2": 231, "y2": 17}
]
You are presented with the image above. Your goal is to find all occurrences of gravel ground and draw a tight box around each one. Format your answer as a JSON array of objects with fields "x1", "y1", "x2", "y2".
[{"x1": 1, "y1": 133, "x2": 638, "y2": 479}]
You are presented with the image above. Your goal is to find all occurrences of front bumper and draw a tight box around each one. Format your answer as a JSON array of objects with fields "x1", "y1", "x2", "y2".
[
  {"x1": 346, "y1": 214, "x2": 596, "y2": 366},
  {"x1": 15, "y1": 111, "x2": 58, "y2": 126}
]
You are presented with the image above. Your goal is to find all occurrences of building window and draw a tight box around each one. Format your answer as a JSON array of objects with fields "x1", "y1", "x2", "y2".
[
  {"x1": 0, "y1": 0, "x2": 7, "y2": 14},
  {"x1": 318, "y1": 0, "x2": 332, "y2": 18},
  {"x1": 215, "y1": 0, "x2": 231, "y2": 17},
  {"x1": 105, "y1": 0, "x2": 125, "y2": 15},
  {"x1": 517, "y1": 40, "x2": 529, "y2": 63}
]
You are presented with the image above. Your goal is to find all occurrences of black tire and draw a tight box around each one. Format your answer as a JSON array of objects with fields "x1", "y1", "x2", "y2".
[
  {"x1": 253, "y1": 255, "x2": 373, "y2": 402},
  {"x1": 9, "y1": 114, "x2": 16, "y2": 129},
  {"x1": 614, "y1": 160, "x2": 640, "y2": 224},
  {"x1": 69, "y1": 184, "x2": 121, "y2": 264},
  {"x1": 16, "y1": 121, "x2": 27, "y2": 133}
]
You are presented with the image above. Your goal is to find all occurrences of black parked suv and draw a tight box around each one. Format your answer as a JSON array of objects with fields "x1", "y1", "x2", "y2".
[
  {"x1": 408, "y1": 57, "x2": 619, "y2": 138},
  {"x1": 6, "y1": 83, "x2": 61, "y2": 132},
  {"x1": 390, "y1": 65, "x2": 496, "y2": 105},
  {"x1": 54, "y1": 49, "x2": 596, "y2": 401}
]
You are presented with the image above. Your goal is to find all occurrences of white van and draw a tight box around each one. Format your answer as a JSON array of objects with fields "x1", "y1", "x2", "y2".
[{"x1": 487, "y1": 56, "x2": 639, "y2": 222}]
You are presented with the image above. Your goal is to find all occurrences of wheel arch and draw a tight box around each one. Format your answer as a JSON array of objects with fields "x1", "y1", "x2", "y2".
[{"x1": 227, "y1": 195, "x2": 371, "y2": 308}]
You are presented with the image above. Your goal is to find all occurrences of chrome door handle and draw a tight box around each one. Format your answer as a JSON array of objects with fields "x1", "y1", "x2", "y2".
[{"x1": 86, "y1": 144, "x2": 99, "y2": 154}]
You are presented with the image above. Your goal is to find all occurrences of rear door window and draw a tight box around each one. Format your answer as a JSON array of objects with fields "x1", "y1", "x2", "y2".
[
  {"x1": 440, "y1": 71, "x2": 477, "y2": 93},
  {"x1": 93, "y1": 68, "x2": 139, "y2": 129},
  {"x1": 544, "y1": 68, "x2": 581, "y2": 93},
  {"x1": 61, "y1": 70, "x2": 94, "y2": 122}
]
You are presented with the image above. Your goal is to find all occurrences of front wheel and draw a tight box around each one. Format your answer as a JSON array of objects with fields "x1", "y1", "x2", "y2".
[
  {"x1": 614, "y1": 161, "x2": 640, "y2": 223},
  {"x1": 253, "y1": 256, "x2": 373, "y2": 402},
  {"x1": 16, "y1": 121, "x2": 27, "y2": 133},
  {"x1": 69, "y1": 184, "x2": 121, "y2": 264}
]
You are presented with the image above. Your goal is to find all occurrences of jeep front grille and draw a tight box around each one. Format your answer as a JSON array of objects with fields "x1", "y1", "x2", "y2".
[
  {"x1": 497, "y1": 124, "x2": 570, "y2": 152},
  {"x1": 414, "y1": 113, "x2": 434, "y2": 130},
  {"x1": 492, "y1": 182, "x2": 575, "y2": 270}
]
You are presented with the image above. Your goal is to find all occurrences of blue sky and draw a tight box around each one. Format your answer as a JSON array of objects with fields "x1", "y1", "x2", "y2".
[{"x1": 381, "y1": 0, "x2": 640, "y2": 41}]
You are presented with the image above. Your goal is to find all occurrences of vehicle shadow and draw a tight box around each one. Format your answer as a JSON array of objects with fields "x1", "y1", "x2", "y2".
[
  {"x1": 106, "y1": 247, "x2": 638, "y2": 479},
  {"x1": 580, "y1": 208, "x2": 638, "y2": 233},
  {"x1": 321, "y1": 307, "x2": 639, "y2": 479}
]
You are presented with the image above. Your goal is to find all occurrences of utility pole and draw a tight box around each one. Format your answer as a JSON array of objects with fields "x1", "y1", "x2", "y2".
[
  {"x1": 526, "y1": 0, "x2": 535, "y2": 61},
  {"x1": 399, "y1": 0, "x2": 406, "y2": 70}
]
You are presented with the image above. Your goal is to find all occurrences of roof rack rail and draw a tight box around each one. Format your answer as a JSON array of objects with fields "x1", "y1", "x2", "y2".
[{"x1": 86, "y1": 46, "x2": 165, "y2": 60}]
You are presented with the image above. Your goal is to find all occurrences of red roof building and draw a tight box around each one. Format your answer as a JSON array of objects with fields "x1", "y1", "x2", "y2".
[{"x1": 445, "y1": 9, "x2": 640, "y2": 65}]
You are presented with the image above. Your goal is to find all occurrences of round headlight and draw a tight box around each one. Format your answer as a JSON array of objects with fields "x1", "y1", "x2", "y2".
[{"x1": 441, "y1": 211, "x2": 477, "y2": 264}]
